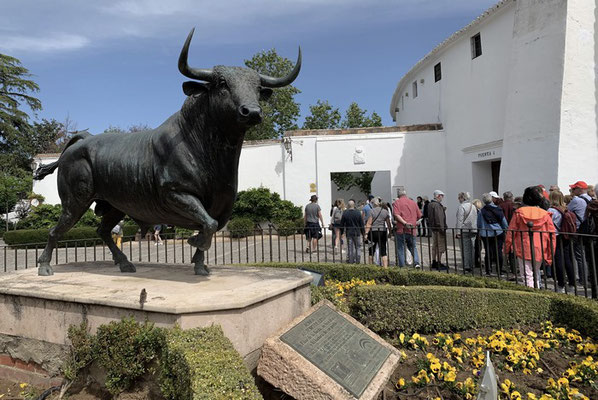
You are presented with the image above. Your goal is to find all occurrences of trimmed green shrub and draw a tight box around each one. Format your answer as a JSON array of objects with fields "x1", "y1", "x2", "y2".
[
  {"x1": 175, "y1": 227, "x2": 194, "y2": 238},
  {"x1": 243, "y1": 262, "x2": 533, "y2": 293},
  {"x1": 232, "y1": 187, "x2": 301, "y2": 224},
  {"x1": 271, "y1": 199, "x2": 302, "y2": 222},
  {"x1": 160, "y1": 325, "x2": 262, "y2": 400},
  {"x1": 64, "y1": 319, "x2": 261, "y2": 399},
  {"x1": 228, "y1": 217, "x2": 255, "y2": 238},
  {"x1": 274, "y1": 219, "x2": 298, "y2": 236},
  {"x1": 3, "y1": 225, "x2": 139, "y2": 247},
  {"x1": 351, "y1": 285, "x2": 552, "y2": 336},
  {"x1": 94, "y1": 318, "x2": 165, "y2": 394}
]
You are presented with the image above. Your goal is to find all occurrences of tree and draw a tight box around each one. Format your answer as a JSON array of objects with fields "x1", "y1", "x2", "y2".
[
  {"x1": 244, "y1": 49, "x2": 301, "y2": 140},
  {"x1": 103, "y1": 123, "x2": 151, "y2": 134},
  {"x1": 0, "y1": 170, "x2": 32, "y2": 215},
  {"x1": 0, "y1": 54, "x2": 42, "y2": 136},
  {"x1": 341, "y1": 102, "x2": 382, "y2": 128},
  {"x1": 0, "y1": 54, "x2": 43, "y2": 170},
  {"x1": 330, "y1": 171, "x2": 374, "y2": 197},
  {"x1": 302, "y1": 100, "x2": 341, "y2": 130}
]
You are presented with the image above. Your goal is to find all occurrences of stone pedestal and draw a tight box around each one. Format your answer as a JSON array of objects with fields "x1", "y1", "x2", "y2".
[{"x1": 0, "y1": 262, "x2": 312, "y2": 371}]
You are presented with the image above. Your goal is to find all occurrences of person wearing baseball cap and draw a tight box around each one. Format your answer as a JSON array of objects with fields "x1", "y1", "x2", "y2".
[
  {"x1": 427, "y1": 190, "x2": 447, "y2": 270},
  {"x1": 304, "y1": 195, "x2": 324, "y2": 253},
  {"x1": 488, "y1": 191, "x2": 502, "y2": 206},
  {"x1": 567, "y1": 180, "x2": 592, "y2": 283}
]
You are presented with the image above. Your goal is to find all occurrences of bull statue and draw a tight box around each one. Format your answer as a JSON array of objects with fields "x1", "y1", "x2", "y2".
[{"x1": 33, "y1": 28, "x2": 301, "y2": 277}]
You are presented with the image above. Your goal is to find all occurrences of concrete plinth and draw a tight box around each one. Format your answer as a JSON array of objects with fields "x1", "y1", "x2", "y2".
[{"x1": 0, "y1": 262, "x2": 312, "y2": 369}]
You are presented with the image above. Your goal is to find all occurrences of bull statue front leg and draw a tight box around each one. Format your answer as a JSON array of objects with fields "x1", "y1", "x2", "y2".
[{"x1": 167, "y1": 192, "x2": 217, "y2": 275}]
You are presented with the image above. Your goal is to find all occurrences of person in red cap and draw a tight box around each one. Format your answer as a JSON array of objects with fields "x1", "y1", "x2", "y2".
[
  {"x1": 538, "y1": 185, "x2": 549, "y2": 199},
  {"x1": 567, "y1": 180, "x2": 592, "y2": 283}
]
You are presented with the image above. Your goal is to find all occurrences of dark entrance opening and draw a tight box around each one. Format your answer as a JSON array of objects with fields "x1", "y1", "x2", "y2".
[{"x1": 491, "y1": 160, "x2": 501, "y2": 193}]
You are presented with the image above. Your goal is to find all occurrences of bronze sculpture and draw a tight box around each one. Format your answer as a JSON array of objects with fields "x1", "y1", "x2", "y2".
[{"x1": 34, "y1": 28, "x2": 301, "y2": 276}]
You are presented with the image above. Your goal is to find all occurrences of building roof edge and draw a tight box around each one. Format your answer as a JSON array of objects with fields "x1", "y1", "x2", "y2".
[{"x1": 389, "y1": 0, "x2": 514, "y2": 119}]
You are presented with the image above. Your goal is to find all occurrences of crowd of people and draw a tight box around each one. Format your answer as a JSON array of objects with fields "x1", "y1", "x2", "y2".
[{"x1": 304, "y1": 181, "x2": 598, "y2": 293}]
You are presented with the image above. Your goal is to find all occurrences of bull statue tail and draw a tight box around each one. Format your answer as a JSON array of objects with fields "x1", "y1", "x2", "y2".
[{"x1": 33, "y1": 131, "x2": 92, "y2": 181}]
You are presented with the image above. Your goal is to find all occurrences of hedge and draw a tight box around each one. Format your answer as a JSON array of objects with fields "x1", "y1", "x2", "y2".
[
  {"x1": 243, "y1": 262, "x2": 598, "y2": 340},
  {"x1": 350, "y1": 285, "x2": 598, "y2": 340},
  {"x1": 228, "y1": 217, "x2": 255, "y2": 238},
  {"x1": 351, "y1": 285, "x2": 552, "y2": 336},
  {"x1": 65, "y1": 319, "x2": 261, "y2": 400},
  {"x1": 3, "y1": 225, "x2": 139, "y2": 247},
  {"x1": 161, "y1": 326, "x2": 262, "y2": 400},
  {"x1": 243, "y1": 262, "x2": 534, "y2": 292}
]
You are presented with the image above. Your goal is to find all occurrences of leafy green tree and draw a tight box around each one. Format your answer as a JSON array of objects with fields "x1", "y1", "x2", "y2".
[
  {"x1": 244, "y1": 49, "x2": 301, "y2": 140},
  {"x1": 103, "y1": 124, "x2": 151, "y2": 134},
  {"x1": 0, "y1": 54, "x2": 42, "y2": 140},
  {"x1": 0, "y1": 54, "x2": 44, "y2": 170},
  {"x1": 331, "y1": 172, "x2": 374, "y2": 197},
  {"x1": 341, "y1": 102, "x2": 382, "y2": 128},
  {"x1": 302, "y1": 100, "x2": 341, "y2": 130},
  {"x1": 0, "y1": 171, "x2": 32, "y2": 215}
]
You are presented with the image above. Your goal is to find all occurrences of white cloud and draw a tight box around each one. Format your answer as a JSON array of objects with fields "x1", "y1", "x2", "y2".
[
  {"x1": 0, "y1": 33, "x2": 90, "y2": 53},
  {"x1": 0, "y1": 0, "x2": 499, "y2": 54}
]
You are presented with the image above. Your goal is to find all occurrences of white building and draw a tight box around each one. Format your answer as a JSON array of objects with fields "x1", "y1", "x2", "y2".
[
  {"x1": 389, "y1": 0, "x2": 597, "y2": 204},
  {"x1": 32, "y1": 0, "x2": 598, "y2": 227},
  {"x1": 33, "y1": 124, "x2": 443, "y2": 225}
]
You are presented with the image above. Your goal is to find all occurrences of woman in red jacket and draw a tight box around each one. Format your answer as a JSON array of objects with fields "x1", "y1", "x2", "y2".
[{"x1": 504, "y1": 186, "x2": 556, "y2": 288}]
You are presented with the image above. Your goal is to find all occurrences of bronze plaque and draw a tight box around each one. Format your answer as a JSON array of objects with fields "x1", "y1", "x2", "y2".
[{"x1": 280, "y1": 304, "x2": 390, "y2": 398}]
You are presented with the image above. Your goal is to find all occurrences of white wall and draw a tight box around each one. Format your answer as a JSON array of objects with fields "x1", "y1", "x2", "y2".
[
  {"x1": 32, "y1": 130, "x2": 446, "y2": 227},
  {"x1": 500, "y1": 0, "x2": 568, "y2": 196},
  {"x1": 31, "y1": 156, "x2": 60, "y2": 205},
  {"x1": 237, "y1": 142, "x2": 284, "y2": 195},
  {"x1": 392, "y1": 0, "x2": 598, "y2": 205},
  {"x1": 557, "y1": 0, "x2": 598, "y2": 189}
]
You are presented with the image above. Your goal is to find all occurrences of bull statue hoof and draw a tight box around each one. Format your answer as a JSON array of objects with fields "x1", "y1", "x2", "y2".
[
  {"x1": 119, "y1": 260, "x2": 136, "y2": 273},
  {"x1": 188, "y1": 234, "x2": 211, "y2": 251},
  {"x1": 194, "y1": 264, "x2": 211, "y2": 276},
  {"x1": 38, "y1": 264, "x2": 54, "y2": 276}
]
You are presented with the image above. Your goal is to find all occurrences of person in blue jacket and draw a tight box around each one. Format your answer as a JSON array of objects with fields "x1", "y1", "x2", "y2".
[{"x1": 477, "y1": 192, "x2": 508, "y2": 275}]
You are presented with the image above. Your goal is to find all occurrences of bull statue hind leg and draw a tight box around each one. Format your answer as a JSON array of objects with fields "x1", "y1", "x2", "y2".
[
  {"x1": 37, "y1": 164, "x2": 94, "y2": 276},
  {"x1": 95, "y1": 203, "x2": 136, "y2": 273},
  {"x1": 167, "y1": 192, "x2": 217, "y2": 275}
]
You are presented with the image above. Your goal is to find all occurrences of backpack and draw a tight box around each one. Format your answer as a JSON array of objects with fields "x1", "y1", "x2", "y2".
[
  {"x1": 579, "y1": 216, "x2": 597, "y2": 236},
  {"x1": 333, "y1": 207, "x2": 342, "y2": 224},
  {"x1": 556, "y1": 208, "x2": 577, "y2": 240}
]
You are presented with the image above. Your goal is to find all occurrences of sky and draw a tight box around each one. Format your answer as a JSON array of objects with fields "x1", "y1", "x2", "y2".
[{"x1": 1, "y1": 0, "x2": 498, "y2": 134}]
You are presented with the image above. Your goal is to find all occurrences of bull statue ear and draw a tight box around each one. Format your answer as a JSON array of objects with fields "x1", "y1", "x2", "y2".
[
  {"x1": 182, "y1": 81, "x2": 209, "y2": 96},
  {"x1": 260, "y1": 87, "x2": 273, "y2": 101}
]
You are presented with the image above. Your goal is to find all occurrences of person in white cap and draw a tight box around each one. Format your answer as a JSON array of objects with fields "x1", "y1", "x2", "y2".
[
  {"x1": 427, "y1": 190, "x2": 447, "y2": 270},
  {"x1": 488, "y1": 191, "x2": 501, "y2": 206}
]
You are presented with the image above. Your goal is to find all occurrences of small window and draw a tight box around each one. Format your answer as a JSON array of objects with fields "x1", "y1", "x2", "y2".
[
  {"x1": 471, "y1": 33, "x2": 482, "y2": 59},
  {"x1": 412, "y1": 81, "x2": 418, "y2": 98},
  {"x1": 434, "y1": 62, "x2": 442, "y2": 82}
]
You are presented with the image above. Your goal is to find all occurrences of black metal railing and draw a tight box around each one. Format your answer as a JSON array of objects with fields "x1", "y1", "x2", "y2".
[{"x1": 2, "y1": 226, "x2": 597, "y2": 298}]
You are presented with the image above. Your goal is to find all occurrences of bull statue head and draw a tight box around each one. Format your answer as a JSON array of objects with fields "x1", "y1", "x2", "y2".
[{"x1": 178, "y1": 28, "x2": 301, "y2": 127}]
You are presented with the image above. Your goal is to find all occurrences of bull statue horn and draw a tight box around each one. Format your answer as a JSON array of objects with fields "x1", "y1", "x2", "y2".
[
  {"x1": 259, "y1": 47, "x2": 302, "y2": 88},
  {"x1": 178, "y1": 28, "x2": 214, "y2": 82}
]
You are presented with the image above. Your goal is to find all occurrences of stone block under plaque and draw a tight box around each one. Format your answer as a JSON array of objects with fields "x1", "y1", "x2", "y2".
[{"x1": 258, "y1": 300, "x2": 400, "y2": 400}]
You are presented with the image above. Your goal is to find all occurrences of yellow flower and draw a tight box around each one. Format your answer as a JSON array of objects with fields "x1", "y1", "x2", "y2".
[
  {"x1": 19, "y1": 383, "x2": 28, "y2": 389},
  {"x1": 430, "y1": 362, "x2": 441, "y2": 373},
  {"x1": 511, "y1": 391, "x2": 522, "y2": 400},
  {"x1": 399, "y1": 332, "x2": 405, "y2": 344},
  {"x1": 397, "y1": 378, "x2": 405, "y2": 388},
  {"x1": 527, "y1": 394, "x2": 537, "y2": 400},
  {"x1": 444, "y1": 370, "x2": 456, "y2": 382}
]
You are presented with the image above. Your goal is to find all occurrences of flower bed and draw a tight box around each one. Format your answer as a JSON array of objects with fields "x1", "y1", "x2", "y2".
[{"x1": 393, "y1": 322, "x2": 598, "y2": 399}]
